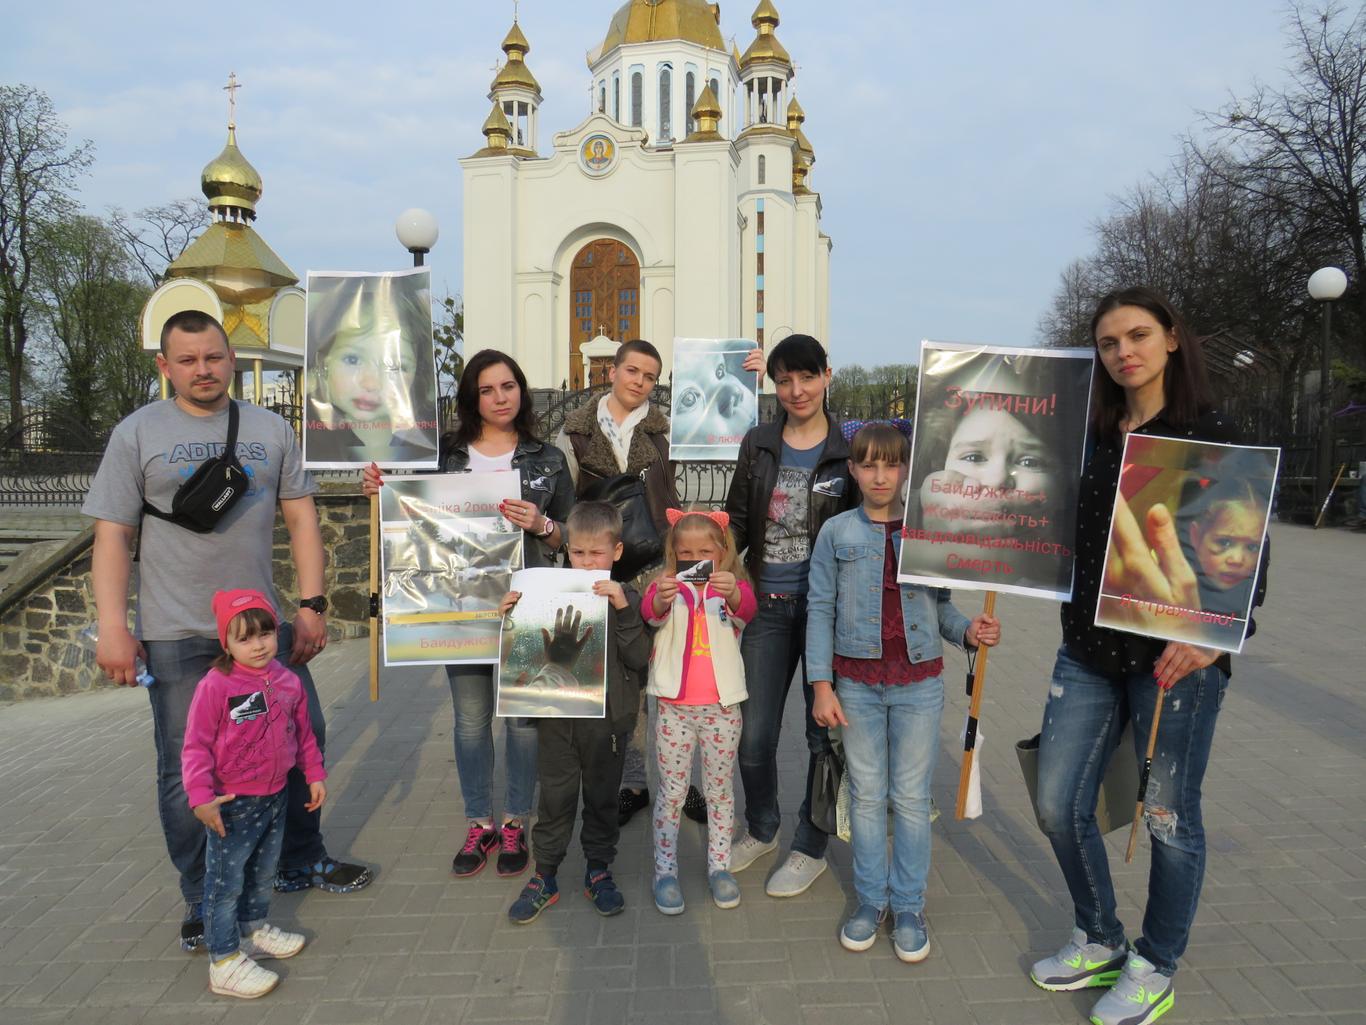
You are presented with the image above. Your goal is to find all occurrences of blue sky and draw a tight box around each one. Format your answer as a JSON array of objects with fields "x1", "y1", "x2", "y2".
[{"x1": 3, "y1": 1, "x2": 1294, "y2": 368}]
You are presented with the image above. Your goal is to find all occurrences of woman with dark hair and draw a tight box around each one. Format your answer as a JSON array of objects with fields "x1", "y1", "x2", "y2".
[
  {"x1": 365, "y1": 349, "x2": 574, "y2": 878},
  {"x1": 1028, "y1": 288, "x2": 1268, "y2": 1025},
  {"x1": 723, "y1": 334, "x2": 858, "y2": 898}
]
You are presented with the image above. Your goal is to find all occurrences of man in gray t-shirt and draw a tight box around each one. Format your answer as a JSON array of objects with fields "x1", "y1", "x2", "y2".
[{"x1": 84, "y1": 311, "x2": 371, "y2": 953}]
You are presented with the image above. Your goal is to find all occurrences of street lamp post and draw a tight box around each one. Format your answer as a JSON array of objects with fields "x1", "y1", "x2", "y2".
[
  {"x1": 395, "y1": 208, "x2": 439, "y2": 267},
  {"x1": 1308, "y1": 266, "x2": 1348, "y2": 515}
]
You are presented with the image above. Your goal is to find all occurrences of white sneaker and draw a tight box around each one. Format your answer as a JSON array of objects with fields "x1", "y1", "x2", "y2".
[
  {"x1": 209, "y1": 951, "x2": 279, "y2": 999},
  {"x1": 765, "y1": 852, "x2": 828, "y2": 897},
  {"x1": 729, "y1": 832, "x2": 778, "y2": 873},
  {"x1": 240, "y1": 923, "x2": 306, "y2": 960}
]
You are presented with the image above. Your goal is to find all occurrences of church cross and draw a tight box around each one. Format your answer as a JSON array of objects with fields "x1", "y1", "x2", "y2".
[
  {"x1": 513, "y1": 0, "x2": 519, "y2": 22},
  {"x1": 223, "y1": 71, "x2": 241, "y2": 128}
]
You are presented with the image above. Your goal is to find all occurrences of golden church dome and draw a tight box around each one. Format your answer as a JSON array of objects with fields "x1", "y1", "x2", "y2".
[
  {"x1": 597, "y1": 0, "x2": 726, "y2": 58},
  {"x1": 740, "y1": 0, "x2": 791, "y2": 68},
  {"x1": 684, "y1": 83, "x2": 724, "y2": 141},
  {"x1": 492, "y1": 20, "x2": 542, "y2": 94},
  {"x1": 200, "y1": 127, "x2": 262, "y2": 218}
]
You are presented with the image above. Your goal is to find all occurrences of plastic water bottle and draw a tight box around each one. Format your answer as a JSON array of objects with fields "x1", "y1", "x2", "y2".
[{"x1": 79, "y1": 624, "x2": 155, "y2": 687}]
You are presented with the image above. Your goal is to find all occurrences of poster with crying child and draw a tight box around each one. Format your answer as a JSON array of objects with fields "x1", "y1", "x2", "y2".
[
  {"x1": 899, "y1": 342, "x2": 1095, "y2": 601},
  {"x1": 1095, "y1": 435, "x2": 1279, "y2": 653}
]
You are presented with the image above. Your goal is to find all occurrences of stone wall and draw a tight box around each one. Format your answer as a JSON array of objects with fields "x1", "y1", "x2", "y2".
[{"x1": 0, "y1": 480, "x2": 373, "y2": 702}]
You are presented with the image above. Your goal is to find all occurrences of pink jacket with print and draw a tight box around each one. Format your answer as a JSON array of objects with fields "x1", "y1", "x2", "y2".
[
  {"x1": 181, "y1": 659, "x2": 326, "y2": 809},
  {"x1": 642, "y1": 578, "x2": 757, "y2": 704}
]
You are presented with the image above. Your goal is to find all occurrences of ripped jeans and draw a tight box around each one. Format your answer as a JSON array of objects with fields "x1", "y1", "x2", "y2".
[{"x1": 1035, "y1": 646, "x2": 1227, "y2": 976}]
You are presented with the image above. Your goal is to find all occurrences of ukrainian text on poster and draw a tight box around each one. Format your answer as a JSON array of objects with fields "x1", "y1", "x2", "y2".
[
  {"x1": 1094, "y1": 435, "x2": 1279, "y2": 654},
  {"x1": 898, "y1": 342, "x2": 1095, "y2": 600},
  {"x1": 379, "y1": 472, "x2": 523, "y2": 665}
]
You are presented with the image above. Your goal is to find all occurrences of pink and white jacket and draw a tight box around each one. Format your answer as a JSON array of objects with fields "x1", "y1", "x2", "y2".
[
  {"x1": 181, "y1": 659, "x2": 326, "y2": 809},
  {"x1": 643, "y1": 579, "x2": 757, "y2": 705}
]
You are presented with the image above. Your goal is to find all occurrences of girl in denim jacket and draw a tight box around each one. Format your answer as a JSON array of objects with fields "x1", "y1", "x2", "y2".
[{"x1": 806, "y1": 423, "x2": 1000, "y2": 963}]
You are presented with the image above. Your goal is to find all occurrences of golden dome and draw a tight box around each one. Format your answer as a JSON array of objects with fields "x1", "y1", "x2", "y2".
[
  {"x1": 471, "y1": 103, "x2": 514, "y2": 157},
  {"x1": 684, "y1": 84, "x2": 724, "y2": 141},
  {"x1": 200, "y1": 127, "x2": 262, "y2": 218},
  {"x1": 491, "y1": 20, "x2": 542, "y2": 94},
  {"x1": 786, "y1": 96, "x2": 805, "y2": 125},
  {"x1": 740, "y1": 0, "x2": 791, "y2": 68},
  {"x1": 597, "y1": 0, "x2": 726, "y2": 58}
]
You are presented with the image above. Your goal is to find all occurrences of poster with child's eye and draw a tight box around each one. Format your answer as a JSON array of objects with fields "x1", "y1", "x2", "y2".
[
  {"x1": 496, "y1": 568, "x2": 609, "y2": 718},
  {"x1": 899, "y1": 342, "x2": 1095, "y2": 600},
  {"x1": 1094, "y1": 435, "x2": 1279, "y2": 653},
  {"x1": 380, "y1": 472, "x2": 523, "y2": 665},
  {"x1": 669, "y1": 338, "x2": 760, "y2": 461},
  {"x1": 304, "y1": 268, "x2": 439, "y2": 469}
]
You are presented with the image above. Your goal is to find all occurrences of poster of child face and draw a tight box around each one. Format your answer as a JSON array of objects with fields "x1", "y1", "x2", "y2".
[
  {"x1": 669, "y1": 338, "x2": 760, "y2": 461},
  {"x1": 304, "y1": 268, "x2": 439, "y2": 469},
  {"x1": 497, "y1": 568, "x2": 609, "y2": 718},
  {"x1": 899, "y1": 342, "x2": 1095, "y2": 600},
  {"x1": 379, "y1": 472, "x2": 524, "y2": 665},
  {"x1": 1095, "y1": 435, "x2": 1279, "y2": 653}
]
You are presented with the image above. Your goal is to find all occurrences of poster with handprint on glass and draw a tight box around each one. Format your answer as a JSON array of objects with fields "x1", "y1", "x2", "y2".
[
  {"x1": 1095, "y1": 435, "x2": 1279, "y2": 653},
  {"x1": 496, "y1": 568, "x2": 610, "y2": 718},
  {"x1": 669, "y1": 338, "x2": 760, "y2": 461}
]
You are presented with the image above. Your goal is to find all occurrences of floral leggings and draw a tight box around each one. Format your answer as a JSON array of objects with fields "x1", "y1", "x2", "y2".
[{"x1": 652, "y1": 701, "x2": 743, "y2": 877}]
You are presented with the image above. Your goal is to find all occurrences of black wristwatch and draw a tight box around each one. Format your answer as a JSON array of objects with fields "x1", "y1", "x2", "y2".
[{"x1": 299, "y1": 596, "x2": 328, "y2": 614}]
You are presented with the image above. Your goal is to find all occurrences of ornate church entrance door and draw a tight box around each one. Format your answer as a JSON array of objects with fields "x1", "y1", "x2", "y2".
[{"x1": 569, "y1": 239, "x2": 640, "y2": 389}]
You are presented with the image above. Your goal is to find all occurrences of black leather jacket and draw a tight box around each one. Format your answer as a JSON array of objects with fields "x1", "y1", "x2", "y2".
[
  {"x1": 724, "y1": 414, "x2": 859, "y2": 584},
  {"x1": 437, "y1": 433, "x2": 576, "y2": 568}
]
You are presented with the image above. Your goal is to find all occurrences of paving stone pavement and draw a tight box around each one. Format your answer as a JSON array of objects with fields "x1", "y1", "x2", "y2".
[{"x1": 0, "y1": 523, "x2": 1363, "y2": 1025}]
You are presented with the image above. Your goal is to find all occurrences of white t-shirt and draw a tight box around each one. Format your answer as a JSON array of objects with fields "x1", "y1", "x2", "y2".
[{"x1": 466, "y1": 444, "x2": 515, "y2": 473}]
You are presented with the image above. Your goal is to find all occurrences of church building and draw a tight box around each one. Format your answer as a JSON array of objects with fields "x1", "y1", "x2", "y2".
[{"x1": 460, "y1": 0, "x2": 832, "y2": 388}]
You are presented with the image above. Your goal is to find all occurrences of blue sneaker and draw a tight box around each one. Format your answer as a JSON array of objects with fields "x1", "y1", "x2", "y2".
[
  {"x1": 893, "y1": 910, "x2": 930, "y2": 963},
  {"x1": 839, "y1": 904, "x2": 886, "y2": 952},
  {"x1": 584, "y1": 868, "x2": 625, "y2": 916},
  {"x1": 708, "y1": 871, "x2": 741, "y2": 909},
  {"x1": 508, "y1": 872, "x2": 559, "y2": 924},
  {"x1": 653, "y1": 874, "x2": 685, "y2": 916}
]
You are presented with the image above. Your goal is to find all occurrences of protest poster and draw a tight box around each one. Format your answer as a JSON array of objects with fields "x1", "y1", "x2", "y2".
[
  {"x1": 899, "y1": 342, "x2": 1095, "y2": 600},
  {"x1": 304, "y1": 268, "x2": 439, "y2": 469},
  {"x1": 1094, "y1": 435, "x2": 1279, "y2": 653},
  {"x1": 496, "y1": 568, "x2": 610, "y2": 719},
  {"x1": 669, "y1": 338, "x2": 760, "y2": 461},
  {"x1": 379, "y1": 472, "x2": 523, "y2": 665}
]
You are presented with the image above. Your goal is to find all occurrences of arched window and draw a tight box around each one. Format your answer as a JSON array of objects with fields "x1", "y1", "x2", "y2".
[
  {"x1": 758, "y1": 155, "x2": 766, "y2": 185},
  {"x1": 599, "y1": 82, "x2": 606, "y2": 114},
  {"x1": 659, "y1": 65, "x2": 673, "y2": 141},
  {"x1": 685, "y1": 71, "x2": 696, "y2": 136},
  {"x1": 631, "y1": 72, "x2": 643, "y2": 127},
  {"x1": 613, "y1": 73, "x2": 621, "y2": 121},
  {"x1": 710, "y1": 76, "x2": 721, "y2": 106}
]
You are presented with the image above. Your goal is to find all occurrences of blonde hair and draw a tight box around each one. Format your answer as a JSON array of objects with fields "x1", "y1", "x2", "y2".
[{"x1": 658, "y1": 509, "x2": 748, "y2": 585}]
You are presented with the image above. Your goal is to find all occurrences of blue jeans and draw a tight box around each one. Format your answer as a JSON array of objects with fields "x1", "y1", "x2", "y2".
[
  {"x1": 144, "y1": 623, "x2": 327, "y2": 904},
  {"x1": 1036, "y1": 646, "x2": 1228, "y2": 975},
  {"x1": 445, "y1": 664, "x2": 537, "y2": 821},
  {"x1": 737, "y1": 594, "x2": 830, "y2": 858},
  {"x1": 203, "y1": 789, "x2": 287, "y2": 959},
  {"x1": 838, "y1": 675, "x2": 944, "y2": 914}
]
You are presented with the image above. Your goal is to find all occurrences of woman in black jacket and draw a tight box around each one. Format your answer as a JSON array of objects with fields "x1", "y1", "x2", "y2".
[
  {"x1": 365, "y1": 349, "x2": 574, "y2": 880},
  {"x1": 723, "y1": 334, "x2": 858, "y2": 897}
]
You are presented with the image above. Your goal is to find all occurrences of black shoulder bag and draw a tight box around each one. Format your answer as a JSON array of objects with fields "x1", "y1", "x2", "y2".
[{"x1": 142, "y1": 400, "x2": 251, "y2": 534}]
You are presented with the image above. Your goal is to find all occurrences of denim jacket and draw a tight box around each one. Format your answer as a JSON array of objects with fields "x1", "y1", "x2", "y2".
[
  {"x1": 437, "y1": 433, "x2": 575, "y2": 568},
  {"x1": 805, "y1": 506, "x2": 973, "y2": 684}
]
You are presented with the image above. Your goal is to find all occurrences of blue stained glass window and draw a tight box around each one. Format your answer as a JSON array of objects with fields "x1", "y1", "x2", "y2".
[
  {"x1": 756, "y1": 275, "x2": 765, "y2": 289},
  {"x1": 756, "y1": 313, "x2": 765, "y2": 327},
  {"x1": 756, "y1": 236, "x2": 765, "y2": 253},
  {"x1": 756, "y1": 198, "x2": 765, "y2": 213}
]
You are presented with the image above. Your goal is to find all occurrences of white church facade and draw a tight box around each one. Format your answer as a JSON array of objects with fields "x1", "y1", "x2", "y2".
[{"x1": 459, "y1": 0, "x2": 831, "y2": 389}]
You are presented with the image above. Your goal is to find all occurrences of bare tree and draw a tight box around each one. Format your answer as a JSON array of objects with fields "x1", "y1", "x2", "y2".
[
  {"x1": 109, "y1": 197, "x2": 209, "y2": 286},
  {"x1": 0, "y1": 84, "x2": 93, "y2": 429}
]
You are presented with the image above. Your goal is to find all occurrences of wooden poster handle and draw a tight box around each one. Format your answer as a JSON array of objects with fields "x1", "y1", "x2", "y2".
[{"x1": 955, "y1": 591, "x2": 997, "y2": 820}]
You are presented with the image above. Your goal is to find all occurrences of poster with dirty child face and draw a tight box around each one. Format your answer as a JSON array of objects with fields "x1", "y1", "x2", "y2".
[
  {"x1": 1095, "y1": 434, "x2": 1279, "y2": 653},
  {"x1": 669, "y1": 338, "x2": 760, "y2": 461},
  {"x1": 304, "y1": 267, "x2": 439, "y2": 470},
  {"x1": 899, "y1": 342, "x2": 1095, "y2": 600},
  {"x1": 496, "y1": 568, "x2": 609, "y2": 718},
  {"x1": 380, "y1": 472, "x2": 523, "y2": 665}
]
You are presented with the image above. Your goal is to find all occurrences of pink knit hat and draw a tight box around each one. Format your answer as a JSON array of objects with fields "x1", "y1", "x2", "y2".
[{"x1": 211, "y1": 589, "x2": 278, "y2": 649}]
